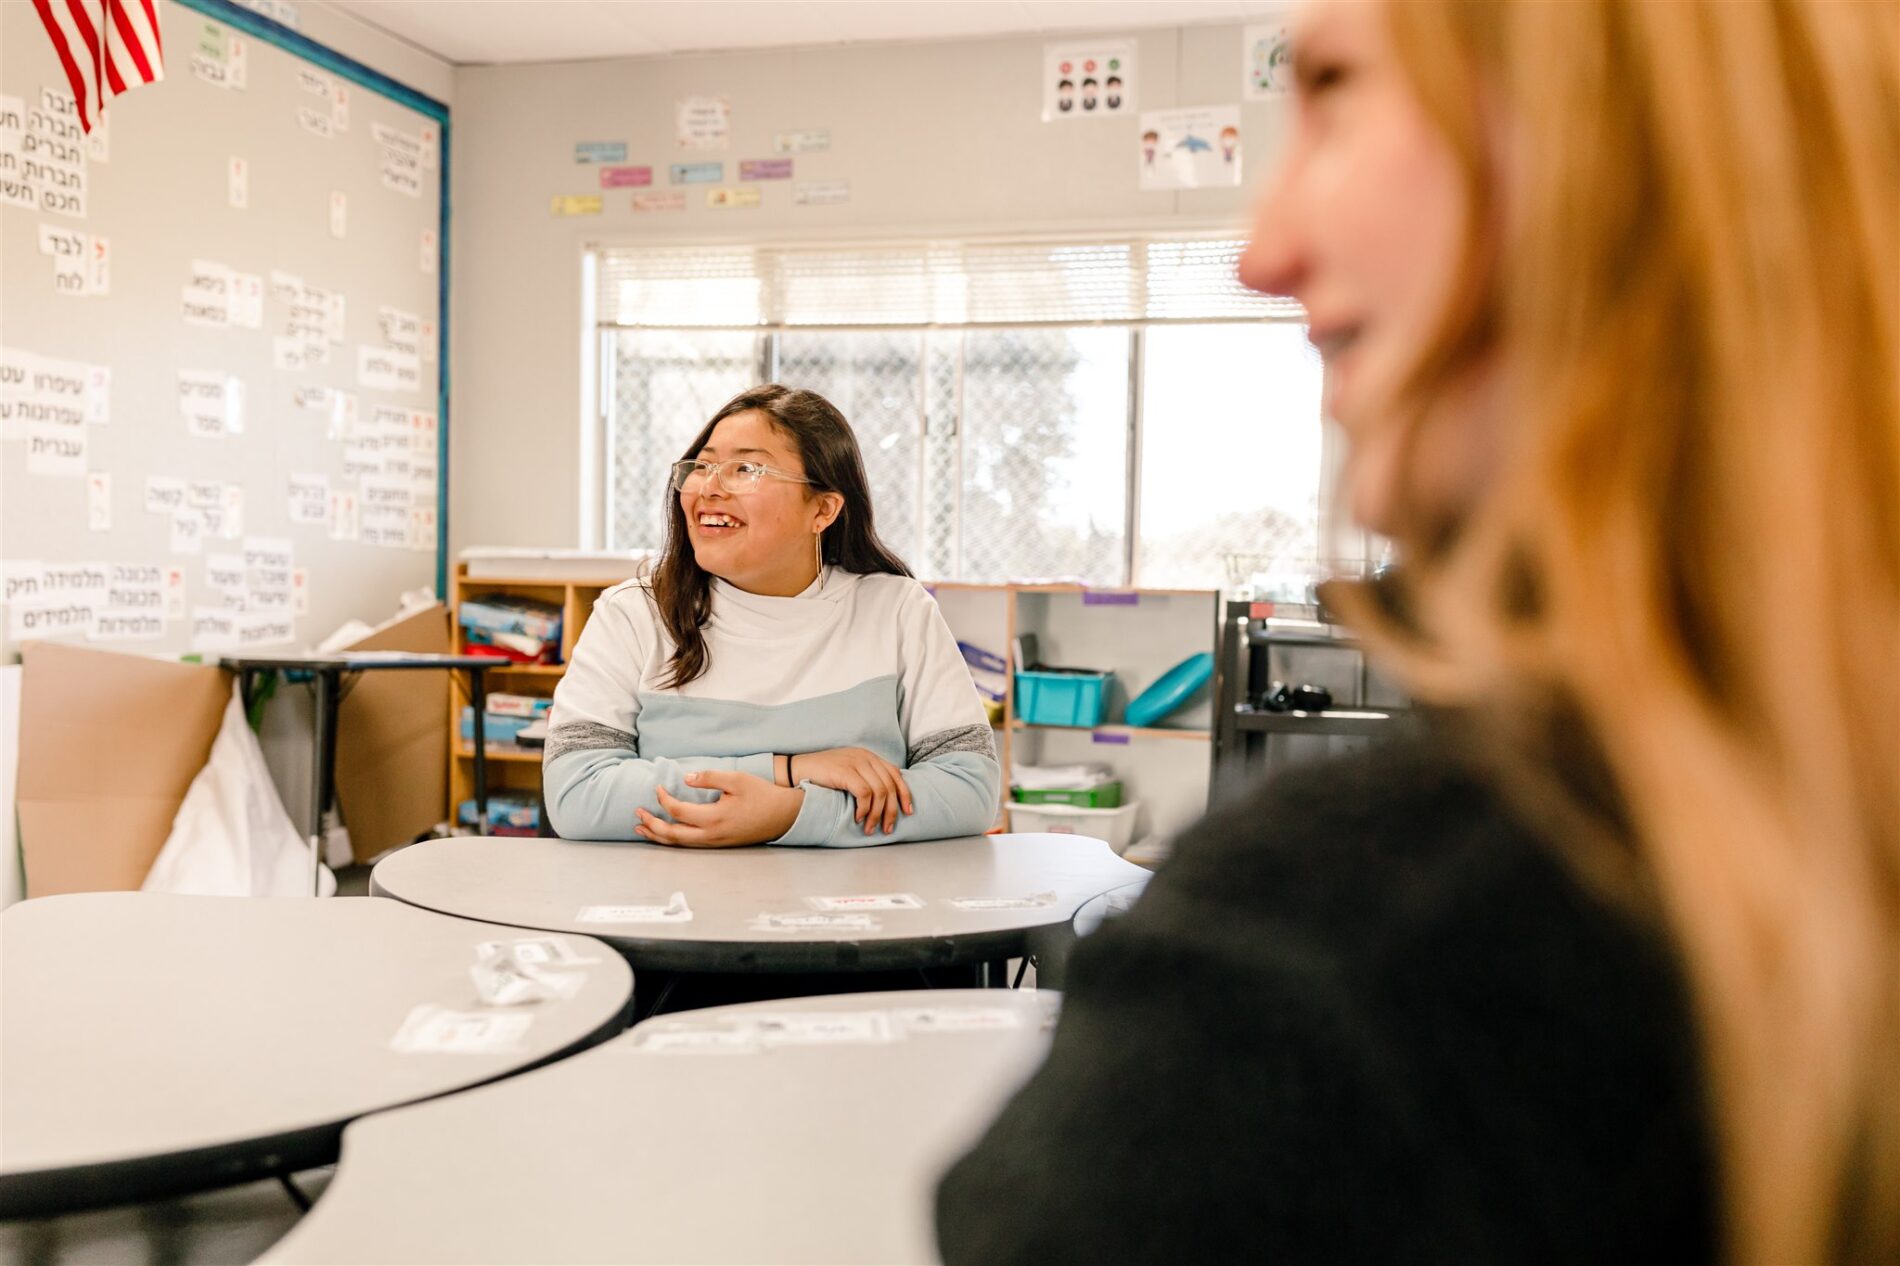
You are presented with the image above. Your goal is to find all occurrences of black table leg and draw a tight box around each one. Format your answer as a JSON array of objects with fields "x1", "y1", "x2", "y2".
[
  {"x1": 468, "y1": 669, "x2": 490, "y2": 836},
  {"x1": 309, "y1": 669, "x2": 342, "y2": 896}
]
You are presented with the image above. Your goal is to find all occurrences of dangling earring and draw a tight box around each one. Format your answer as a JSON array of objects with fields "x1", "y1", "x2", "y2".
[{"x1": 814, "y1": 526, "x2": 824, "y2": 580}]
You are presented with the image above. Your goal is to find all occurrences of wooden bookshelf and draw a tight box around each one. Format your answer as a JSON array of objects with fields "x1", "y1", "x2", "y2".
[{"x1": 446, "y1": 562, "x2": 643, "y2": 828}]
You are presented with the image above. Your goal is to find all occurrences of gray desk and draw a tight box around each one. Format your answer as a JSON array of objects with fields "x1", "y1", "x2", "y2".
[
  {"x1": 0, "y1": 893, "x2": 633, "y2": 1218},
  {"x1": 1032, "y1": 876, "x2": 1150, "y2": 989},
  {"x1": 260, "y1": 989, "x2": 1058, "y2": 1265},
  {"x1": 370, "y1": 832, "x2": 1145, "y2": 1010},
  {"x1": 220, "y1": 651, "x2": 503, "y2": 892}
]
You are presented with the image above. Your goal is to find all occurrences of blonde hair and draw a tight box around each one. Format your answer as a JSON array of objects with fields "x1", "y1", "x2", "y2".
[{"x1": 1343, "y1": 2, "x2": 1899, "y2": 1262}]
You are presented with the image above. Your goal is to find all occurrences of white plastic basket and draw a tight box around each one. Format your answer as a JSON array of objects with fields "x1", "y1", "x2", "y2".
[{"x1": 1007, "y1": 801, "x2": 1141, "y2": 854}]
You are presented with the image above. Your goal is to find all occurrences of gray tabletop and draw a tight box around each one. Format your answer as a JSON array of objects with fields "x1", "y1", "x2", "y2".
[
  {"x1": 370, "y1": 832, "x2": 1150, "y2": 972},
  {"x1": 215, "y1": 652, "x2": 502, "y2": 671},
  {"x1": 260, "y1": 988, "x2": 1058, "y2": 1265},
  {"x1": 0, "y1": 893, "x2": 633, "y2": 1217},
  {"x1": 1036, "y1": 876, "x2": 1151, "y2": 990}
]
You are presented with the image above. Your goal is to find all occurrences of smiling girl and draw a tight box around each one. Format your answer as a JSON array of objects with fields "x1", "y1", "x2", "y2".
[{"x1": 543, "y1": 385, "x2": 1001, "y2": 848}]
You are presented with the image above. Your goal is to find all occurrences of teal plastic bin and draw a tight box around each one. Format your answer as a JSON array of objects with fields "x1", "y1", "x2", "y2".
[{"x1": 1014, "y1": 670, "x2": 1112, "y2": 727}]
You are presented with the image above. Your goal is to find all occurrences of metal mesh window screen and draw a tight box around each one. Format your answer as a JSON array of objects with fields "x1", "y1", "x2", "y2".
[
  {"x1": 606, "y1": 329, "x2": 763, "y2": 550},
  {"x1": 594, "y1": 233, "x2": 1325, "y2": 580},
  {"x1": 957, "y1": 329, "x2": 1130, "y2": 585},
  {"x1": 1136, "y1": 324, "x2": 1325, "y2": 589},
  {"x1": 776, "y1": 331, "x2": 926, "y2": 569}
]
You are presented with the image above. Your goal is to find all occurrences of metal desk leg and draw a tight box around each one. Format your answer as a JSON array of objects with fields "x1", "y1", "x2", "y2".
[
  {"x1": 468, "y1": 668, "x2": 490, "y2": 836},
  {"x1": 308, "y1": 670, "x2": 339, "y2": 896}
]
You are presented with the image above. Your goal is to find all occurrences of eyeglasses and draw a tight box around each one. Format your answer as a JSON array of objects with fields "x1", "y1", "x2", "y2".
[{"x1": 669, "y1": 458, "x2": 813, "y2": 494}]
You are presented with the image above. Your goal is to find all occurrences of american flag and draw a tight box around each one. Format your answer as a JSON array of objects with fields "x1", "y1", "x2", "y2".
[{"x1": 31, "y1": 0, "x2": 165, "y2": 134}]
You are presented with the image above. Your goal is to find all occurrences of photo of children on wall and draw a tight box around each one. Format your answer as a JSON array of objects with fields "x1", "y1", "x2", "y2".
[
  {"x1": 1137, "y1": 106, "x2": 1242, "y2": 191},
  {"x1": 1042, "y1": 41, "x2": 1136, "y2": 121}
]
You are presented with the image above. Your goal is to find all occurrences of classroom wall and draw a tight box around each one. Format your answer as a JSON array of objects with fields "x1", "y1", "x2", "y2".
[
  {"x1": 447, "y1": 20, "x2": 1296, "y2": 558},
  {"x1": 298, "y1": 2, "x2": 454, "y2": 105},
  {"x1": 245, "y1": 6, "x2": 451, "y2": 844}
]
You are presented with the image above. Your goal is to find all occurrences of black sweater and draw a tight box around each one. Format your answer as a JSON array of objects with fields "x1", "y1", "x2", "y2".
[{"x1": 936, "y1": 736, "x2": 1720, "y2": 1264}]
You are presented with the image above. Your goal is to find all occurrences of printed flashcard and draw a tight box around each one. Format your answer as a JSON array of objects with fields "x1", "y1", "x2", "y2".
[
  {"x1": 774, "y1": 128, "x2": 829, "y2": 153},
  {"x1": 706, "y1": 186, "x2": 760, "y2": 209},
  {"x1": 599, "y1": 165, "x2": 652, "y2": 188},
  {"x1": 574, "y1": 140, "x2": 627, "y2": 163},
  {"x1": 808, "y1": 893, "x2": 924, "y2": 912},
  {"x1": 632, "y1": 191, "x2": 686, "y2": 212},
  {"x1": 947, "y1": 892, "x2": 1057, "y2": 911},
  {"x1": 894, "y1": 1006, "x2": 1026, "y2": 1033},
  {"x1": 298, "y1": 106, "x2": 333, "y2": 139},
  {"x1": 86, "y1": 473, "x2": 110, "y2": 530},
  {"x1": 388, "y1": 1004, "x2": 533, "y2": 1055},
  {"x1": 1243, "y1": 22, "x2": 1295, "y2": 100},
  {"x1": 470, "y1": 942, "x2": 583, "y2": 1007},
  {"x1": 675, "y1": 96, "x2": 730, "y2": 149},
  {"x1": 575, "y1": 892, "x2": 692, "y2": 924},
  {"x1": 633, "y1": 1027, "x2": 762, "y2": 1054},
  {"x1": 738, "y1": 159, "x2": 791, "y2": 181},
  {"x1": 226, "y1": 34, "x2": 249, "y2": 89},
  {"x1": 478, "y1": 936, "x2": 601, "y2": 967},
  {"x1": 750, "y1": 912, "x2": 879, "y2": 933},
  {"x1": 793, "y1": 180, "x2": 849, "y2": 207},
  {"x1": 1138, "y1": 106, "x2": 1242, "y2": 191},
  {"x1": 1043, "y1": 41, "x2": 1136, "y2": 120},
  {"x1": 550, "y1": 194, "x2": 603, "y2": 216},
  {"x1": 751, "y1": 1011, "x2": 897, "y2": 1047}
]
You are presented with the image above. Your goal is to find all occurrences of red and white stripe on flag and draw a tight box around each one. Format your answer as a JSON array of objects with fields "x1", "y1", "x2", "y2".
[{"x1": 30, "y1": 0, "x2": 166, "y2": 134}]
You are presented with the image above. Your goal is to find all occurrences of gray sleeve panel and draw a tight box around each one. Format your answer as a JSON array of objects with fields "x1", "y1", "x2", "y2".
[
  {"x1": 908, "y1": 723, "x2": 998, "y2": 766},
  {"x1": 544, "y1": 720, "x2": 637, "y2": 763}
]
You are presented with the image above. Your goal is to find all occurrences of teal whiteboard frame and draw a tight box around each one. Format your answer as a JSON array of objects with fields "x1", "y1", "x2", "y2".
[{"x1": 175, "y1": 0, "x2": 451, "y2": 595}]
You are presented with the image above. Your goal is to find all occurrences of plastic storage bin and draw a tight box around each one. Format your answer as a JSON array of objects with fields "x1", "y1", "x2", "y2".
[
  {"x1": 1013, "y1": 781, "x2": 1124, "y2": 809},
  {"x1": 1008, "y1": 801, "x2": 1141, "y2": 854},
  {"x1": 1014, "y1": 670, "x2": 1113, "y2": 727}
]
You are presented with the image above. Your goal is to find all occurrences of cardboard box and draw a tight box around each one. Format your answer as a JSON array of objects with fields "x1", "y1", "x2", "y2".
[
  {"x1": 16, "y1": 642, "x2": 228, "y2": 896},
  {"x1": 333, "y1": 605, "x2": 452, "y2": 863}
]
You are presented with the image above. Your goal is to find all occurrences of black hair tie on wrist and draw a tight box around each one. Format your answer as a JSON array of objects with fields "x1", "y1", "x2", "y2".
[{"x1": 787, "y1": 754, "x2": 796, "y2": 786}]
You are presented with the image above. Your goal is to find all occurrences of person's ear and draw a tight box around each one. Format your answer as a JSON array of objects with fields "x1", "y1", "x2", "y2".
[{"x1": 814, "y1": 492, "x2": 844, "y2": 532}]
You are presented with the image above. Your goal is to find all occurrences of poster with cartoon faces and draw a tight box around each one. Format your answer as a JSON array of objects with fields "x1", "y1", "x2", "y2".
[
  {"x1": 1138, "y1": 106, "x2": 1242, "y2": 191},
  {"x1": 1244, "y1": 22, "x2": 1295, "y2": 100},
  {"x1": 1043, "y1": 41, "x2": 1136, "y2": 121}
]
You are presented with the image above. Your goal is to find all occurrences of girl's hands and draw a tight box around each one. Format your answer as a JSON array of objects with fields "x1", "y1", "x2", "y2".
[
  {"x1": 786, "y1": 747, "x2": 914, "y2": 836},
  {"x1": 636, "y1": 771, "x2": 804, "y2": 848}
]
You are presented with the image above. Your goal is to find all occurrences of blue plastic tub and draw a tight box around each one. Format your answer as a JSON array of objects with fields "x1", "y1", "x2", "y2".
[{"x1": 1014, "y1": 670, "x2": 1113, "y2": 727}]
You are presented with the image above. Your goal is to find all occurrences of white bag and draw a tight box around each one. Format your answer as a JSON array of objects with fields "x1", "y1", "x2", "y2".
[{"x1": 143, "y1": 683, "x2": 336, "y2": 897}]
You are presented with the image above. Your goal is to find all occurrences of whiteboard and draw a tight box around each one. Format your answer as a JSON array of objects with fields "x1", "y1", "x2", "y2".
[{"x1": 0, "y1": 0, "x2": 448, "y2": 659}]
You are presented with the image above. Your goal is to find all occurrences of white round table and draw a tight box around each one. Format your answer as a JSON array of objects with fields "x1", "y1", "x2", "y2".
[
  {"x1": 260, "y1": 988, "x2": 1058, "y2": 1265},
  {"x1": 370, "y1": 832, "x2": 1148, "y2": 976},
  {"x1": 0, "y1": 893, "x2": 633, "y2": 1217}
]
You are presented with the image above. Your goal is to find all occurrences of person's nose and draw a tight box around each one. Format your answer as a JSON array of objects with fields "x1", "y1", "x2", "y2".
[{"x1": 1237, "y1": 160, "x2": 1307, "y2": 301}]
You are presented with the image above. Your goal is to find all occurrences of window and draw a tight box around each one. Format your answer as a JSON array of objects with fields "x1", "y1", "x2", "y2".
[
  {"x1": 1136, "y1": 324, "x2": 1325, "y2": 589},
  {"x1": 592, "y1": 236, "x2": 1329, "y2": 587}
]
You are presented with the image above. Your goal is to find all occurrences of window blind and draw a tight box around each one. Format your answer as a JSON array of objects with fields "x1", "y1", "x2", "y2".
[{"x1": 593, "y1": 235, "x2": 1304, "y2": 328}]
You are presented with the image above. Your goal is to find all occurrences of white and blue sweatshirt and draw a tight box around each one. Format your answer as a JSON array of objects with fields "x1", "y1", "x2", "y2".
[{"x1": 543, "y1": 567, "x2": 1001, "y2": 845}]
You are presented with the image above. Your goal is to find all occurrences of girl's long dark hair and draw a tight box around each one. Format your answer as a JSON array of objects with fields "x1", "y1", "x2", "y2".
[{"x1": 652, "y1": 384, "x2": 911, "y2": 688}]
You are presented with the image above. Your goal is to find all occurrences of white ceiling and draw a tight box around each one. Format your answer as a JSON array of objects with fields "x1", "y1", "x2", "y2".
[{"x1": 325, "y1": 1, "x2": 1284, "y2": 67}]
